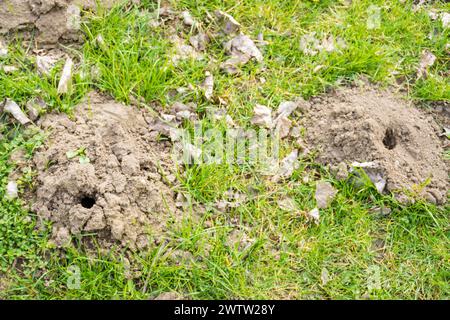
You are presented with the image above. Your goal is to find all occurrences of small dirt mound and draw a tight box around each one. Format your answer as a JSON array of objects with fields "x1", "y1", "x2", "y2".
[
  {"x1": 303, "y1": 86, "x2": 448, "y2": 204},
  {"x1": 28, "y1": 92, "x2": 180, "y2": 249},
  {"x1": 0, "y1": 0, "x2": 118, "y2": 46}
]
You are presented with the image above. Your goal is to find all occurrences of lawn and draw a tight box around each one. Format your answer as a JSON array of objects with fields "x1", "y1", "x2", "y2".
[{"x1": 0, "y1": 0, "x2": 448, "y2": 299}]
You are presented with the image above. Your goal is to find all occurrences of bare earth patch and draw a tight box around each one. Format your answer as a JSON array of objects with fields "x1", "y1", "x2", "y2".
[
  {"x1": 0, "y1": 0, "x2": 119, "y2": 46},
  {"x1": 27, "y1": 92, "x2": 181, "y2": 249},
  {"x1": 303, "y1": 86, "x2": 449, "y2": 204}
]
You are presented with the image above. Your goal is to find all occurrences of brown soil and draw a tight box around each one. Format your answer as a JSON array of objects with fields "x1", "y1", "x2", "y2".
[
  {"x1": 303, "y1": 86, "x2": 449, "y2": 204},
  {"x1": 0, "y1": 0, "x2": 119, "y2": 46},
  {"x1": 27, "y1": 92, "x2": 181, "y2": 249}
]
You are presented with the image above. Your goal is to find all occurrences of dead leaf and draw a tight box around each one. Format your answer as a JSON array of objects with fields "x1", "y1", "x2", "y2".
[
  {"x1": 442, "y1": 12, "x2": 450, "y2": 28},
  {"x1": 272, "y1": 149, "x2": 299, "y2": 181},
  {"x1": 189, "y1": 33, "x2": 210, "y2": 51},
  {"x1": 321, "y1": 267, "x2": 330, "y2": 286},
  {"x1": 2, "y1": 65, "x2": 18, "y2": 73},
  {"x1": 307, "y1": 207, "x2": 320, "y2": 224},
  {"x1": 26, "y1": 98, "x2": 45, "y2": 121},
  {"x1": 201, "y1": 71, "x2": 214, "y2": 100},
  {"x1": 350, "y1": 161, "x2": 386, "y2": 194},
  {"x1": 6, "y1": 180, "x2": 18, "y2": 199},
  {"x1": 181, "y1": 10, "x2": 195, "y2": 26},
  {"x1": 57, "y1": 57, "x2": 74, "y2": 94},
  {"x1": 315, "y1": 181, "x2": 337, "y2": 208},
  {"x1": 276, "y1": 101, "x2": 298, "y2": 118},
  {"x1": 277, "y1": 197, "x2": 298, "y2": 211},
  {"x1": 3, "y1": 99, "x2": 31, "y2": 125},
  {"x1": 170, "y1": 35, "x2": 201, "y2": 63},
  {"x1": 215, "y1": 10, "x2": 241, "y2": 34},
  {"x1": 417, "y1": 50, "x2": 436, "y2": 79},
  {"x1": 275, "y1": 116, "x2": 292, "y2": 139},
  {"x1": 221, "y1": 35, "x2": 263, "y2": 74},
  {"x1": 251, "y1": 104, "x2": 272, "y2": 128},
  {"x1": 0, "y1": 40, "x2": 8, "y2": 58},
  {"x1": 36, "y1": 54, "x2": 60, "y2": 75}
]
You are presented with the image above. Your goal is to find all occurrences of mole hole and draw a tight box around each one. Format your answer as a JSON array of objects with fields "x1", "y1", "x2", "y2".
[
  {"x1": 80, "y1": 196, "x2": 96, "y2": 209},
  {"x1": 383, "y1": 128, "x2": 397, "y2": 150}
]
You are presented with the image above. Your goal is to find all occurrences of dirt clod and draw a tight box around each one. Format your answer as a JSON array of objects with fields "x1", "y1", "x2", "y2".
[
  {"x1": 28, "y1": 92, "x2": 181, "y2": 249},
  {"x1": 0, "y1": 0, "x2": 119, "y2": 46},
  {"x1": 304, "y1": 86, "x2": 448, "y2": 204}
]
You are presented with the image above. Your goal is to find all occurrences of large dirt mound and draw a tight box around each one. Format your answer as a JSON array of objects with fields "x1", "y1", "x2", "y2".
[
  {"x1": 28, "y1": 93, "x2": 181, "y2": 249},
  {"x1": 303, "y1": 86, "x2": 449, "y2": 204},
  {"x1": 0, "y1": 0, "x2": 118, "y2": 46}
]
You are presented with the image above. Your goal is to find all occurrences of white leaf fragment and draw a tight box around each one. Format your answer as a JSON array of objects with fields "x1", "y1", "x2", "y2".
[
  {"x1": 36, "y1": 54, "x2": 59, "y2": 75},
  {"x1": 57, "y1": 57, "x2": 74, "y2": 94},
  {"x1": 251, "y1": 104, "x2": 272, "y2": 128},
  {"x1": 215, "y1": 10, "x2": 241, "y2": 34},
  {"x1": 3, "y1": 99, "x2": 31, "y2": 125},
  {"x1": 277, "y1": 197, "x2": 298, "y2": 211},
  {"x1": 272, "y1": 149, "x2": 299, "y2": 181},
  {"x1": 315, "y1": 181, "x2": 337, "y2": 208},
  {"x1": 6, "y1": 180, "x2": 18, "y2": 199},
  {"x1": 307, "y1": 207, "x2": 320, "y2": 224},
  {"x1": 350, "y1": 161, "x2": 386, "y2": 194},
  {"x1": 321, "y1": 268, "x2": 330, "y2": 286},
  {"x1": 189, "y1": 32, "x2": 209, "y2": 51},
  {"x1": 201, "y1": 71, "x2": 214, "y2": 100},
  {"x1": 222, "y1": 35, "x2": 263, "y2": 74},
  {"x1": 0, "y1": 40, "x2": 8, "y2": 58},
  {"x1": 417, "y1": 50, "x2": 436, "y2": 79},
  {"x1": 275, "y1": 116, "x2": 292, "y2": 139},
  {"x1": 2, "y1": 65, "x2": 18, "y2": 73},
  {"x1": 441, "y1": 12, "x2": 450, "y2": 29},
  {"x1": 181, "y1": 10, "x2": 195, "y2": 26}
]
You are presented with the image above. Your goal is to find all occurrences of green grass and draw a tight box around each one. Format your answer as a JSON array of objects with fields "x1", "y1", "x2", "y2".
[{"x1": 0, "y1": 0, "x2": 448, "y2": 299}]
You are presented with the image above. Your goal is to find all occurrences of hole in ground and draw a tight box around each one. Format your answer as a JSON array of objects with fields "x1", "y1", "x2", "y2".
[
  {"x1": 383, "y1": 128, "x2": 397, "y2": 150},
  {"x1": 80, "y1": 195, "x2": 96, "y2": 209}
]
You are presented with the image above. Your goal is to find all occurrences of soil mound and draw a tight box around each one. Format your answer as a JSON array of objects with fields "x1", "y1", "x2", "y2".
[
  {"x1": 303, "y1": 86, "x2": 448, "y2": 204},
  {"x1": 0, "y1": 0, "x2": 118, "y2": 46},
  {"x1": 28, "y1": 92, "x2": 180, "y2": 249}
]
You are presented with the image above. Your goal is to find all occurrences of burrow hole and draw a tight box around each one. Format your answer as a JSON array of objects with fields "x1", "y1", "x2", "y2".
[
  {"x1": 382, "y1": 128, "x2": 397, "y2": 150},
  {"x1": 80, "y1": 195, "x2": 96, "y2": 209}
]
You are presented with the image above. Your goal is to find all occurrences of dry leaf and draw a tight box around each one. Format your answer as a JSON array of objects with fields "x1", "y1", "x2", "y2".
[
  {"x1": 3, "y1": 99, "x2": 31, "y2": 125},
  {"x1": 417, "y1": 50, "x2": 436, "y2": 79},
  {"x1": 275, "y1": 116, "x2": 292, "y2": 139},
  {"x1": 221, "y1": 35, "x2": 263, "y2": 73},
  {"x1": 315, "y1": 181, "x2": 337, "y2": 208},
  {"x1": 170, "y1": 35, "x2": 201, "y2": 63},
  {"x1": 6, "y1": 180, "x2": 18, "y2": 199},
  {"x1": 215, "y1": 10, "x2": 241, "y2": 34},
  {"x1": 277, "y1": 197, "x2": 298, "y2": 211},
  {"x1": 0, "y1": 40, "x2": 8, "y2": 58},
  {"x1": 350, "y1": 161, "x2": 386, "y2": 194},
  {"x1": 251, "y1": 104, "x2": 272, "y2": 128},
  {"x1": 57, "y1": 57, "x2": 74, "y2": 94},
  {"x1": 36, "y1": 54, "x2": 60, "y2": 75},
  {"x1": 201, "y1": 71, "x2": 214, "y2": 100},
  {"x1": 276, "y1": 101, "x2": 298, "y2": 118},
  {"x1": 321, "y1": 268, "x2": 330, "y2": 286},
  {"x1": 181, "y1": 10, "x2": 195, "y2": 26},
  {"x1": 189, "y1": 33, "x2": 210, "y2": 51},
  {"x1": 442, "y1": 12, "x2": 450, "y2": 28},
  {"x1": 307, "y1": 207, "x2": 320, "y2": 224},
  {"x1": 272, "y1": 149, "x2": 299, "y2": 181},
  {"x1": 2, "y1": 65, "x2": 18, "y2": 73}
]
